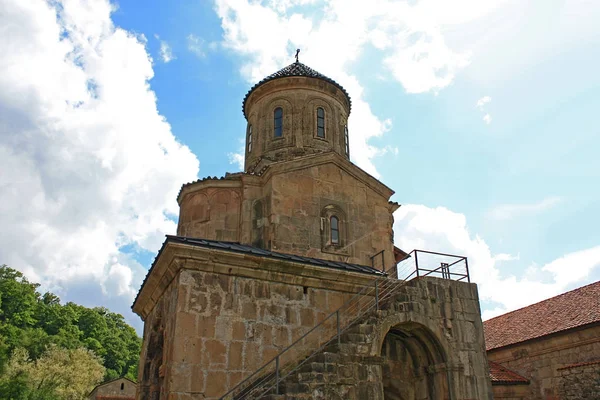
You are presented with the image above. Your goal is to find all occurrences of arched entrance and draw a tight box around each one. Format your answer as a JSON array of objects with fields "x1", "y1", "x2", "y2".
[{"x1": 381, "y1": 322, "x2": 449, "y2": 400}]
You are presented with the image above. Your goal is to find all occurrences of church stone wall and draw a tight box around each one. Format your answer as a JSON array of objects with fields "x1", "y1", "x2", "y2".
[
  {"x1": 244, "y1": 77, "x2": 351, "y2": 170},
  {"x1": 137, "y1": 277, "x2": 180, "y2": 400},
  {"x1": 269, "y1": 162, "x2": 395, "y2": 268},
  {"x1": 178, "y1": 186, "x2": 243, "y2": 242},
  {"x1": 487, "y1": 324, "x2": 600, "y2": 400},
  {"x1": 167, "y1": 267, "x2": 360, "y2": 399}
]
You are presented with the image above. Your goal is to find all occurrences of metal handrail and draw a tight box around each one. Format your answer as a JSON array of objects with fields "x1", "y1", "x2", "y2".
[{"x1": 219, "y1": 249, "x2": 468, "y2": 399}]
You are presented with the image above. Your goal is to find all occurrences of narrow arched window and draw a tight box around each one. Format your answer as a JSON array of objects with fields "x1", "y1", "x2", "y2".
[
  {"x1": 344, "y1": 124, "x2": 349, "y2": 156},
  {"x1": 274, "y1": 107, "x2": 283, "y2": 137},
  {"x1": 330, "y1": 216, "x2": 339, "y2": 244},
  {"x1": 247, "y1": 124, "x2": 253, "y2": 153},
  {"x1": 120, "y1": 383, "x2": 125, "y2": 390},
  {"x1": 316, "y1": 107, "x2": 325, "y2": 138}
]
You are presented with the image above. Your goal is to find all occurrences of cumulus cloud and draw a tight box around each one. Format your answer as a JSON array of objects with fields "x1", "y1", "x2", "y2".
[
  {"x1": 228, "y1": 152, "x2": 245, "y2": 171},
  {"x1": 187, "y1": 34, "x2": 207, "y2": 58},
  {"x1": 213, "y1": 0, "x2": 508, "y2": 176},
  {"x1": 489, "y1": 196, "x2": 562, "y2": 220},
  {"x1": 476, "y1": 96, "x2": 492, "y2": 124},
  {"x1": 155, "y1": 34, "x2": 175, "y2": 63},
  {"x1": 393, "y1": 204, "x2": 600, "y2": 320},
  {"x1": 476, "y1": 96, "x2": 492, "y2": 109},
  {"x1": 0, "y1": 0, "x2": 199, "y2": 329}
]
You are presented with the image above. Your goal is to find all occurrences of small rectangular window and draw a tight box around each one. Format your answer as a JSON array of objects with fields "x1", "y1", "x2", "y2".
[
  {"x1": 317, "y1": 107, "x2": 325, "y2": 138},
  {"x1": 330, "y1": 216, "x2": 339, "y2": 244},
  {"x1": 344, "y1": 125, "x2": 349, "y2": 156},
  {"x1": 274, "y1": 107, "x2": 283, "y2": 137},
  {"x1": 247, "y1": 124, "x2": 253, "y2": 153}
]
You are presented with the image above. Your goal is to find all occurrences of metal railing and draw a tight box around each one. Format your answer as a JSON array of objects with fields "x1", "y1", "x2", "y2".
[
  {"x1": 411, "y1": 249, "x2": 470, "y2": 282},
  {"x1": 219, "y1": 249, "x2": 469, "y2": 399}
]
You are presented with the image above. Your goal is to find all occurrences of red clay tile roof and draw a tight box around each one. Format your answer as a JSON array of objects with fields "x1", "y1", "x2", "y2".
[
  {"x1": 484, "y1": 280, "x2": 600, "y2": 351},
  {"x1": 557, "y1": 359, "x2": 600, "y2": 371},
  {"x1": 489, "y1": 361, "x2": 529, "y2": 384}
]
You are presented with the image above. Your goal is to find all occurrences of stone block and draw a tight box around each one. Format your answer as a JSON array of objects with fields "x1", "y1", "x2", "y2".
[
  {"x1": 205, "y1": 340, "x2": 227, "y2": 366},
  {"x1": 300, "y1": 308, "x2": 315, "y2": 327},
  {"x1": 228, "y1": 341, "x2": 244, "y2": 370},
  {"x1": 232, "y1": 321, "x2": 246, "y2": 340},
  {"x1": 241, "y1": 301, "x2": 257, "y2": 320},
  {"x1": 197, "y1": 316, "x2": 216, "y2": 338},
  {"x1": 215, "y1": 317, "x2": 232, "y2": 341},
  {"x1": 191, "y1": 365, "x2": 205, "y2": 393},
  {"x1": 204, "y1": 371, "x2": 227, "y2": 397}
]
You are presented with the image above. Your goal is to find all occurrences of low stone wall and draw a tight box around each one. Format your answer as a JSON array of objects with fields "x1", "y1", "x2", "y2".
[
  {"x1": 487, "y1": 324, "x2": 600, "y2": 399},
  {"x1": 558, "y1": 360, "x2": 600, "y2": 400}
]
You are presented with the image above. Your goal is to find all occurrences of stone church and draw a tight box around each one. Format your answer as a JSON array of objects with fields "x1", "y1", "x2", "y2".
[{"x1": 132, "y1": 59, "x2": 493, "y2": 399}]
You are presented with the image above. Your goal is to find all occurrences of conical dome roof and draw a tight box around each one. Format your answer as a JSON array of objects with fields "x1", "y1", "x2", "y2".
[{"x1": 242, "y1": 61, "x2": 351, "y2": 117}]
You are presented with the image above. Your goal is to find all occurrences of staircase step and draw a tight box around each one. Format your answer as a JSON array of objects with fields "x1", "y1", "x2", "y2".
[{"x1": 340, "y1": 332, "x2": 369, "y2": 343}]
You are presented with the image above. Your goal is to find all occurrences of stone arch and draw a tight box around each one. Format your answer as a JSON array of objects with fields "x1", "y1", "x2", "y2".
[
  {"x1": 264, "y1": 96, "x2": 295, "y2": 151},
  {"x1": 208, "y1": 189, "x2": 241, "y2": 242},
  {"x1": 303, "y1": 96, "x2": 337, "y2": 147},
  {"x1": 182, "y1": 192, "x2": 209, "y2": 224},
  {"x1": 372, "y1": 315, "x2": 453, "y2": 400},
  {"x1": 320, "y1": 204, "x2": 349, "y2": 255}
]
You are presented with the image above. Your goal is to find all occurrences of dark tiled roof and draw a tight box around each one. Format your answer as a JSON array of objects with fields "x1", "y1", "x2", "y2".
[
  {"x1": 133, "y1": 235, "x2": 384, "y2": 309},
  {"x1": 484, "y1": 280, "x2": 600, "y2": 351},
  {"x1": 167, "y1": 235, "x2": 382, "y2": 275},
  {"x1": 177, "y1": 173, "x2": 244, "y2": 202},
  {"x1": 489, "y1": 361, "x2": 529, "y2": 384},
  {"x1": 242, "y1": 61, "x2": 352, "y2": 118}
]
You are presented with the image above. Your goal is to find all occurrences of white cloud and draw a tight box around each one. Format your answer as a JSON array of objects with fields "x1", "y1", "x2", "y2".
[
  {"x1": 0, "y1": 0, "x2": 199, "y2": 329},
  {"x1": 476, "y1": 96, "x2": 492, "y2": 124},
  {"x1": 394, "y1": 204, "x2": 600, "y2": 320},
  {"x1": 228, "y1": 152, "x2": 245, "y2": 171},
  {"x1": 489, "y1": 196, "x2": 562, "y2": 220},
  {"x1": 476, "y1": 96, "x2": 491, "y2": 109},
  {"x1": 155, "y1": 34, "x2": 175, "y2": 63},
  {"x1": 213, "y1": 0, "x2": 512, "y2": 176},
  {"x1": 187, "y1": 34, "x2": 206, "y2": 58}
]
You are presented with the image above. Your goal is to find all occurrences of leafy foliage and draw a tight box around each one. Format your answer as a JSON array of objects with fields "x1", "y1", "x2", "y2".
[
  {"x1": 0, "y1": 346, "x2": 104, "y2": 400},
  {"x1": 0, "y1": 265, "x2": 141, "y2": 397}
]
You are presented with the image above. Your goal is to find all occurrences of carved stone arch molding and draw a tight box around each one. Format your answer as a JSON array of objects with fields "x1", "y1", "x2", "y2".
[
  {"x1": 246, "y1": 110, "x2": 259, "y2": 156},
  {"x1": 264, "y1": 96, "x2": 295, "y2": 151},
  {"x1": 208, "y1": 189, "x2": 241, "y2": 242},
  {"x1": 182, "y1": 192, "x2": 209, "y2": 224},
  {"x1": 303, "y1": 96, "x2": 336, "y2": 146},
  {"x1": 371, "y1": 314, "x2": 455, "y2": 400},
  {"x1": 320, "y1": 203, "x2": 349, "y2": 255}
]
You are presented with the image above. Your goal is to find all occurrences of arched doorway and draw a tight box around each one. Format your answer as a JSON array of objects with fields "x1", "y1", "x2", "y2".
[{"x1": 381, "y1": 322, "x2": 449, "y2": 400}]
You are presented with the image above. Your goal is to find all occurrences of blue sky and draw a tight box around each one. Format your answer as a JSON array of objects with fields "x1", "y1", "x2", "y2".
[{"x1": 1, "y1": 0, "x2": 599, "y2": 332}]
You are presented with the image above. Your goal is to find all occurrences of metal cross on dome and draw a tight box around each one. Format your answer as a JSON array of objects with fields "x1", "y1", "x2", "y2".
[{"x1": 295, "y1": 49, "x2": 300, "y2": 62}]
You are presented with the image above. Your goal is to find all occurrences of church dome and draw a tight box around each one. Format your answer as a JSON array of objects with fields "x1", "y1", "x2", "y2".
[
  {"x1": 242, "y1": 60, "x2": 353, "y2": 172},
  {"x1": 242, "y1": 61, "x2": 352, "y2": 118}
]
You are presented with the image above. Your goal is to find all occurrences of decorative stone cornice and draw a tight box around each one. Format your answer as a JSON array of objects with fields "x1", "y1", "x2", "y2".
[{"x1": 132, "y1": 241, "x2": 378, "y2": 320}]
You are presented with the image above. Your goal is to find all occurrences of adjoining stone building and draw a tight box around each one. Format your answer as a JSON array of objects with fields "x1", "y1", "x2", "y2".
[
  {"x1": 88, "y1": 377, "x2": 136, "y2": 400},
  {"x1": 484, "y1": 280, "x2": 600, "y2": 400},
  {"x1": 132, "y1": 59, "x2": 493, "y2": 399}
]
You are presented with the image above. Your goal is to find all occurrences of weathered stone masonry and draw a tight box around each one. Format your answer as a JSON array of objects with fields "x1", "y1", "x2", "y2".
[{"x1": 133, "y1": 60, "x2": 493, "y2": 399}]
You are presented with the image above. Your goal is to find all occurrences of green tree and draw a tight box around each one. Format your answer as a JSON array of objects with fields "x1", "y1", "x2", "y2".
[
  {"x1": 0, "y1": 265, "x2": 141, "y2": 382},
  {"x1": 0, "y1": 346, "x2": 104, "y2": 400}
]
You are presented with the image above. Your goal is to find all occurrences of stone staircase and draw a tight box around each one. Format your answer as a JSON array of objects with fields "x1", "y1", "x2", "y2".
[{"x1": 258, "y1": 314, "x2": 386, "y2": 400}]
